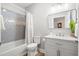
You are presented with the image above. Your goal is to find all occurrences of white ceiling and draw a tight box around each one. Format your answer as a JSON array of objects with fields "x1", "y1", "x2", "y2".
[
  {"x1": 15, "y1": 3, "x2": 63, "y2": 9},
  {"x1": 15, "y1": 3, "x2": 32, "y2": 9}
]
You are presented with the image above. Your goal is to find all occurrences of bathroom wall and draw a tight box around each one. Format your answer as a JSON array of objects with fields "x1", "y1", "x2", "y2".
[
  {"x1": 78, "y1": 15, "x2": 79, "y2": 56},
  {"x1": 77, "y1": 7, "x2": 79, "y2": 56},
  {"x1": 26, "y1": 3, "x2": 77, "y2": 36},
  {"x1": 0, "y1": 3, "x2": 1, "y2": 42},
  {"x1": 26, "y1": 3, "x2": 50, "y2": 36},
  {"x1": 0, "y1": 3, "x2": 1, "y2": 15},
  {"x1": 76, "y1": 4, "x2": 79, "y2": 56}
]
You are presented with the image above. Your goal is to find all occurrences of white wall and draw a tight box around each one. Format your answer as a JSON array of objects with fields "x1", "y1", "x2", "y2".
[
  {"x1": 26, "y1": 3, "x2": 77, "y2": 36},
  {"x1": 26, "y1": 3, "x2": 51, "y2": 36},
  {"x1": 0, "y1": 3, "x2": 1, "y2": 44},
  {"x1": 76, "y1": 4, "x2": 79, "y2": 56},
  {"x1": 78, "y1": 18, "x2": 79, "y2": 56},
  {"x1": 0, "y1": 3, "x2": 1, "y2": 14},
  {"x1": 78, "y1": 16, "x2": 79, "y2": 56}
]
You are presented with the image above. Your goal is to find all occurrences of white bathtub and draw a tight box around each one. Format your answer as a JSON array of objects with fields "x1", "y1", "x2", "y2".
[{"x1": 0, "y1": 39, "x2": 27, "y2": 56}]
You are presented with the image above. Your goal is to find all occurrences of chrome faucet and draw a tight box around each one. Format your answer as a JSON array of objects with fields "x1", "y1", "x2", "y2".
[
  {"x1": 56, "y1": 33, "x2": 64, "y2": 36},
  {"x1": 59, "y1": 33, "x2": 61, "y2": 36}
]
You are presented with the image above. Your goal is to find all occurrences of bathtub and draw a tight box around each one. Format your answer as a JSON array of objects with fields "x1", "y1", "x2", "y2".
[{"x1": 0, "y1": 39, "x2": 27, "y2": 56}]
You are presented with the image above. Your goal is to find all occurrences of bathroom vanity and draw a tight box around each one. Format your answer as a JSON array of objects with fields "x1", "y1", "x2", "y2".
[
  {"x1": 44, "y1": 35, "x2": 78, "y2": 56},
  {"x1": 45, "y1": 7, "x2": 78, "y2": 56}
]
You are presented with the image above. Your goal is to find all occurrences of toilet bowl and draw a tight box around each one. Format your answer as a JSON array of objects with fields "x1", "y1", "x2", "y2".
[
  {"x1": 27, "y1": 43, "x2": 38, "y2": 56},
  {"x1": 27, "y1": 36, "x2": 40, "y2": 56}
]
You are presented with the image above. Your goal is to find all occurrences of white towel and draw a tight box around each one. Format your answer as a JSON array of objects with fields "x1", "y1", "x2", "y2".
[
  {"x1": 0, "y1": 15, "x2": 5, "y2": 43},
  {"x1": 75, "y1": 20, "x2": 78, "y2": 38},
  {"x1": 0, "y1": 15, "x2": 5, "y2": 30}
]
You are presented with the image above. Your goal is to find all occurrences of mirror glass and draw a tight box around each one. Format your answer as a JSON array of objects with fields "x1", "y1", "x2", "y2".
[{"x1": 54, "y1": 17, "x2": 65, "y2": 28}]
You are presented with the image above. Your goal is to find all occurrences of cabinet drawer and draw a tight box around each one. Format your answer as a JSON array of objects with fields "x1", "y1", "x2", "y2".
[
  {"x1": 46, "y1": 39, "x2": 78, "y2": 49},
  {"x1": 46, "y1": 39, "x2": 60, "y2": 46},
  {"x1": 46, "y1": 39, "x2": 59, "y2": 44}
]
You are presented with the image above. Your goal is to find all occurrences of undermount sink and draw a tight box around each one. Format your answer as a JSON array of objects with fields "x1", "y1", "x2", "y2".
[
  {"x1": 56, "y1": 34, "x2": 64, "y2": 37},
  {"x1": 49, "y1": 33, "x2": 65, "y2": 37}
]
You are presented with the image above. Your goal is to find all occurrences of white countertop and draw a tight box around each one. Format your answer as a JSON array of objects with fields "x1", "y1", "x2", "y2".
[{"x1": 44, "y1": 35, "x2": 78, "y2": 42}]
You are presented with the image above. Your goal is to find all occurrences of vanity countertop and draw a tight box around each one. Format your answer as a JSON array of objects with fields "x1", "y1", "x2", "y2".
[{"x1": 44, "y1": 35, "x2": 78, "y2": 42}]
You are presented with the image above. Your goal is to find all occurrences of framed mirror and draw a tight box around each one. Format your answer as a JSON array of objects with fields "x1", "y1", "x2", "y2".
[{"x1": 48, "y1": 9, "x2": 77, "y2": 29}]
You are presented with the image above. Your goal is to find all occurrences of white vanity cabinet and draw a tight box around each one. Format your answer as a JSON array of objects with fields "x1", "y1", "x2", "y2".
[{"x1": 45, "y1": 38, "x2": 78, "y2": 56}]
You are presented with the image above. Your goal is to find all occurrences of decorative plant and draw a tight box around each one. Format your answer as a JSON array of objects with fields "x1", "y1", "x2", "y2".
[{"x1": 69, "y1": 19, "x2": 76, "y2": 33}]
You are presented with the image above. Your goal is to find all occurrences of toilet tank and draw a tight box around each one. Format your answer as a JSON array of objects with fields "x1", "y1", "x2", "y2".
[{"x1": 33, "y1": 36, "x2": 40, "y2": 44}]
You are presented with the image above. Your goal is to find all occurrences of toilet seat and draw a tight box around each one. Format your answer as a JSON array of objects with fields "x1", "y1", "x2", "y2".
[
  {"x1": 27, "y1": 43, "x2": 37, "y2": 48},
  {"x1": 27, "y1": 43, "x2": 38, "y2": 56},
  {"x1": 27, "y1": 43, "x2": 38, "y2": 51}
]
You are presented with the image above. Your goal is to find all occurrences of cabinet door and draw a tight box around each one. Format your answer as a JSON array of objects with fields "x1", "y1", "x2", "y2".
[
  {"x1": 60, "y1": 47, "x2": 78, "y2": 56},
  {"x1": 60, "y1": 41, "x2": 78, "y2": 56},
  {"x1": 45, "y1": 39, "x2": 58, "y2": 56},
  {"x1": 45, "y1": 45, "x2": 57, "y2": 56}
]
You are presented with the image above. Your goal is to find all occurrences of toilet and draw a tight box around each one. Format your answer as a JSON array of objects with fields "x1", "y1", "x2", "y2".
[{"x1": 27, "y1": 36, "x2": 40, "y2": 56}]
